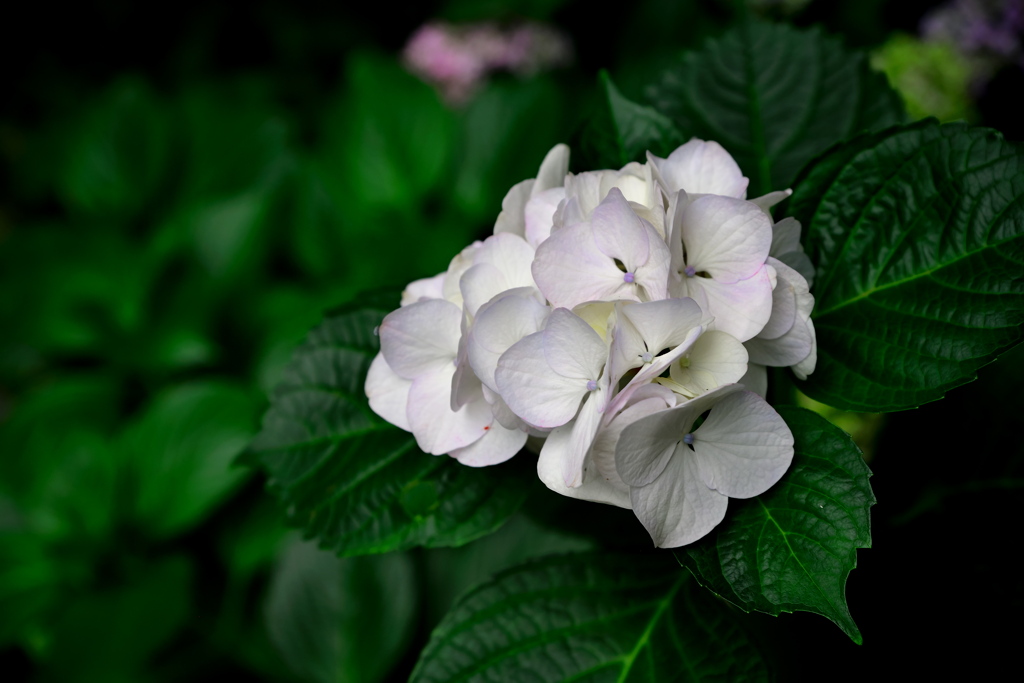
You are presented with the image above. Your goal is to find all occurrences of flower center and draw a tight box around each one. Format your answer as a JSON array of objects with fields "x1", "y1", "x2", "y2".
[
  {"x1": 682, "y1": 433, "x2": 695, "y2": 445},
  {"x1": 683, "y1": 265, "x2": 696, "y2": 278},
  {"x1": 586, "y1": 379, "x2": 598, "y2": 391},
  {"x1": 640, "y1": 351, "x2": 654, "y2": 364},
  {"x1": 623, "y1": 272, "x2": 635, "y2": 283}
]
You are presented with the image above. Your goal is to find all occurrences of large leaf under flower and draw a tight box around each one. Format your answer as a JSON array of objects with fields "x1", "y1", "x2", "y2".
[
  {"x1": 678, "y1": 407, "x2": 874, "y2": 643},
  {"x1": 411, "y1": 552, "x2": 773, "y2": 682},
  {"x1": 790, "y1": 120, "x2": 1024, "y2": 411},
  {"x1": 250, "y1": 293, "x2": 530, "y2": 557}
]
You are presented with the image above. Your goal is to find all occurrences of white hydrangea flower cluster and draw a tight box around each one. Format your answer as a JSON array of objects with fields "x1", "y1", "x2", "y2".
[{"x1": 365, "y1": 140, "x2": 817, "y2": 547}]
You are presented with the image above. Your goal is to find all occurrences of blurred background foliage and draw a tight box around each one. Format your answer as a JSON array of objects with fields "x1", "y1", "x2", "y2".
[{"x1": 1, "y1": 0, "x2": 1021, "y2": 681}]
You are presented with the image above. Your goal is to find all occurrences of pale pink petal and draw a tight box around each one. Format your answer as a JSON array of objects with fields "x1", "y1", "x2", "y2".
[
  {"x1": 524, "y1": 187, "x2": 566, "y2": 248},
  {"x1": 467, "y1": 292, "x2": 550, "y2": 392},
  {"x1": 379, "y1": 299, "x2": 460, "y2": 379},
  {"x1": 365, "y1": 352, "x2": 412, "y2": 431},
  {"x1": 533, "y1": 143, "x2": 570, "y2": 194},
  {"x1": 532, "y1": 222, "x2": 629, "y2": 309},
  {"x1": 407, "y1": 367, "x2": 492, "y2": 455},
  {"x1": 682, "y1": 195, "x2": 773, "y2": 283},
  {"x1": 494, "y1": 329, "x2": 587, "y2": 428},
  {"x1": 691, "y1": 390, "x2": 794, "y2": 499},
  {"x1": 649, "y1": 139, "x2": 748, "y2": 198},
  {"x1": 493, "y1": 178, "x2": 534, "y2": 238},
  {"x1": 541, "y1": 308, "x2": 607, "y2": 381},
  {"x1": 681, "y1": 266, "x2": 774, "y2": 342},
  {"x1": 401, "y1": 272, "x2": 445, "y2": 306},
  {"x1": 449, "y1": 421, "x2": 527, "y2": 467}
]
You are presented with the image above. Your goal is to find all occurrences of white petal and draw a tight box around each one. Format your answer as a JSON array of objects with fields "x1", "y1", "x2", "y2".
[
  {"x1": 493, "y1": 178, "x2": 533, "y2": 238},
  {"x1": 494, "y1": 329, "x2": 586, "y2": 429},
  {"x1": 751, "y1": 189, "x2": 792, "y2": 215},
  {"x1": 537, "y1": 423, "x2": 631, "y2": 508},
  {"x1": 561, "y1": 389, "x2": 606, "y2": 488},
  {"x1": 630, "y1": 452, "x2": 729, "y2": 548},
  {"x1": 365, "y1": 352, "x2": 412, "y2": 431},
  {"x1": 683, "y1": 266, "x2": 774, "y2": 342},
  {"x1": 379, "y1": 299, "x2": 460, "y2": 379},
  {"x1": 467, "y1": 293, "x2": 550, "y2": 392},
  {"x1": 524, "y1": 187, "x2": 566, "y2": 248},
  {"x1": 650, "y1": 139, "x2": 748, "y2": 198},
  {"x1": 691, "y1": 390, "x2": 794, "y2": 499},
  {"x1": 745, "y1": 322, "x2": 814, "y2": 368},
  {"x1": 533, "y1": 143, "x2": 570, "y2": 194},
  {"x1": 407, "y1": 367, "x2": 492, "y2": 455},
  {"x1": 738, "y1": 362, "x2": 768, "y2": 398},
  {"x1": 615, "y1": 384, "x2": 743, "y2": 487},
  {"x1": 757, "y1": 271, "x2": 797, "y2": 341},
  {"x1": 442, "y1": 242, "x2": 482, "y2": 306},
  {"x1": 401, "y1": 272, "x2": 445, "y2": 306},
  {"x1": 591, "y1": 189, "x2": 651, "y2": 269},
  {"x1": 449, "y1": 421, "x2": 527, "y2": 467},
  {"x1": 793, "y1": 337, "x2": 817, "y2": 380},
  {"x1": 671, "y1": 329, "x2": 749, "y2": 394},
  {"x1": 621, "y1": 297, "x2": 703, "y2": 355},
  {"x1": 682, "y1": 195, "x2": 773, "y2": 283},
  {"x1": 591, "y1": 389, "x2": 676, "y2": 496},
  {"x1": 541, "y1": 308, "x2": 607, "y2": 381},
  {"x1": 532, "y1": 221, "x2": 630, "y2": 309}
]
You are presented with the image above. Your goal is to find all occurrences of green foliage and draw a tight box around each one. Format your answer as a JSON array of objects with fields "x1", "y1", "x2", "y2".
[
  {"x1": 647, "y1": 21, "x2": 906, "y2": 195},
  {"x1": 578, "y1": 71, "x2": 683, "y2": 169},
  {"x1": 790, "y1": 120, "x2": 1024, "y2": 411},
  {"x1": 411, "y1": 552, "x2": 773, "y2": 682},
  {"x1": 871, "y1": 34, "x2": 975, "y2": 123},
  {"x1": 41, "y1": 557, "x2": 192, "y2": 682},
  {"x1": 265, "y1": 538, "x2": 417, "y2": 683},
  {"x1": 117, "y1": 381, "x2": 259, "y2": 539},
  {"x1": 251, "y1": 295, "x2": 531, "y2": 557},
  {"x1": 57, "y1": 79, "x2": 172, "y2": 220},
  {"x1": 679, "y1": 407, "x2": 874, "y2": 643}
]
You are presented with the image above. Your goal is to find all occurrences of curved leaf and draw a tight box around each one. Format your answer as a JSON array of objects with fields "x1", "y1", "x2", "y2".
[
  {"x1": 250, "y1": 293, "x2": 530, "y2": 557},
  {"x1": 790, "y1": 120, "x2": 1024, "y2": 411},
  {"x1": 411, "y1": 552, "x2": 772, "y2": 682},
  {"x1": 679, "y1": 407, "x2": 874, "y2": 644},
  {"x1": 647, "y1": 21, "x2": 905, "y2": 196}
]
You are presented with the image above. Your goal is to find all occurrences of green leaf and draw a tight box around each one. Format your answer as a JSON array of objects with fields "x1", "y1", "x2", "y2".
[
  {"x1": 58, "y1": 78, "x2": 171, "y2": 219},
  {"x1": 0, "y1": 376, "x2": 121, "y2": 542},
  {"x1": 411, "y1": 552, "x2": 773, "y2": 682},
  {"x1": 789, "y1": 120, "x2": 1024, "y2": 411},
  {"x1": 679, "y1": 407, "x2": 874, "y2": 644},
  {"x1": 647, "y1": 21, "x2": 905, "y2": 196},
  {"x1": 265, "y1": 537, "x2": 416, "y2": 683},
  {"x1": 42, "y1": 556, "x2": 192, "y2": 682},
  {"x1": 119, "y1": 381, "x2": 259, "y2": 539},
  {"x1": 250, "y1": 294, "x2": 531, "y2": 557},
  {"x1": 580, "y1": 72, "x2": 683, "y2": 168}
]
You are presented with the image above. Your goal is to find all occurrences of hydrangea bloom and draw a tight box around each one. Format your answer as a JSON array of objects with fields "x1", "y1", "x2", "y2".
[{"x1": 365, "y1": 139, "x2": 817, "y2": 547}]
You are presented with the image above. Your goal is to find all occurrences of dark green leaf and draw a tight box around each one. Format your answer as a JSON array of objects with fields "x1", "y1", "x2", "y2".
[
  {"x1": 119, "y1": 381, "x2": 259, "y2": 539},
  {"x1": 647, "y1": 21, "x2": 905, "y2": 196},
  {"x1": 679, "y1": 407, "x2": 873, "y2": 643},
  {"x1": 42, "y1": 556, "x2": 192, "y2": 682},
  {"x1": 0, "y1": 376, "x2": 121, "y2": 542},
  {"x1": 58, "y1": 78, "x2": 171, "y2": 219},
  {"x1": 411, "y1": 552, "x2": 773, "y2": 682},
  {"x1": 250, "y1": 295, "x2": 531, "y2": 557},
  {"x1": 790, "y1": 120, "x2": 1024, "y2": 411},
  {"x1": 265, "y1": 537, "x2": 416, "y2": 683},
  {"x1": 580, "y1": 72, "x2": 683, "y2": 168}
]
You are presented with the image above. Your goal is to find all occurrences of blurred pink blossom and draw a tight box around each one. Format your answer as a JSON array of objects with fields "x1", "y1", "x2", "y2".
[{"x1": 402, "y1": 21, "x2": 573, "y2": 105}]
